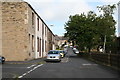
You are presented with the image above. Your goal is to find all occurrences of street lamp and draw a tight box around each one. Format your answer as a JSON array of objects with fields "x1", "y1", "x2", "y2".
[{"x1": 49, "y1": 24, "x2": 54, "y2": 27}]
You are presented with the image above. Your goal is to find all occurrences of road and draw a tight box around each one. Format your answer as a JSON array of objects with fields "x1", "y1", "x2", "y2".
[{"x1": 2, "y1": 48, "x2": 119, "y2": 78}]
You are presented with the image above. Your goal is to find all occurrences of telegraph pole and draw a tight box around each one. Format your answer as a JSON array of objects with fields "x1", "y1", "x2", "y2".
[{"x1": 103, "y1": 35, "x2": 106, "y2": 53}]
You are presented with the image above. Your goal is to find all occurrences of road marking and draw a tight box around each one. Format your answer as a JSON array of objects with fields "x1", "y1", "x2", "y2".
[
  {"x1": 27, "y1": 64, "x2": 36, "y2": 69},
  {"x1": 18, "y1": 76, "x2": 23, "y2": 78},
  {"x1": 22, "y1": 73, "x2": 27, "y2": 76},
  {"x1": 18, "y1": 64, "x2": 43, "y2": 78},
  {"x1": 82, "y1": 63, "x2": 98, "y2": 66}
]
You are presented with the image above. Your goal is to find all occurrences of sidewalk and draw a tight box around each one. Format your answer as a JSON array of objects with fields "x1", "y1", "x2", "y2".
[{"x1": 5, "y1": 58, "x2": 46, "y2": 64}]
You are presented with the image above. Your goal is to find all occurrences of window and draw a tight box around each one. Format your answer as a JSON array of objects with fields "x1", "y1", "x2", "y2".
[
  {"x1": 45, "y1": 41, "x2": 47, "y2": 52},
  {"x1": 45, "y1": 27, "x2": 47, "y2": 37},
  {"x1": 37, "y1": 37, "x2": 39, "y2": 52},
  {"x1": 42, "y1": 39, "x2": 44, "y2": 53},
  {"x1": 29, "y1": 34, "x2": 30, "y2": 43},
  {"x1": 32, "y1": 12, "x2": 34, "y2": 25},
  {"x1": 37, "y1": 18, "x2": 39, "y2": 31},
  {"x1": 45, "y1": 27, "x2": 46, "y2": 36},
  {"x1": 39, "y1": 39, "x2": 41, "y2": 57},
  {"x1": 42, "y1": 23, "x2": 44, "y2": 38},
  {"x1": 32, "y1": 35, "x2": 34, "y2": 51}
]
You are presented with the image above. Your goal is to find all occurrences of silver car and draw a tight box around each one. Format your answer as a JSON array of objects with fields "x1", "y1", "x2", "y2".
[{"x1": 46, "y1": 50, "x2": 61, "y2": 62}]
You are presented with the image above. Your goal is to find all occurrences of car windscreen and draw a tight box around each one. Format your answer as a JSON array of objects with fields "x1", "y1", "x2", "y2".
[
  {"x1": 59, "y1": 51, "x2": 63, "y2": 53},
  {"x1": 48, "y1": 51, "x2": 59, "y2": 54}
]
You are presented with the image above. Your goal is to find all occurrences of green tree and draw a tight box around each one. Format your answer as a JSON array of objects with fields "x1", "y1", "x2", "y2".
[
  {"x1": 65, "y1": 11, "x2": 97, "y2": 52},
  {"x1": 97, "y1": 4, "x2": 116, "y2": 53},
  {"x1": 64, "y1": 4, "x2": 116, "y2": 53}
]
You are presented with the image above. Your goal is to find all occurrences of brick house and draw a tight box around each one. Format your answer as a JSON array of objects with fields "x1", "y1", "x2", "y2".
[{"x1": 0, "y1": 0, "x2": 55, "y2": 61}]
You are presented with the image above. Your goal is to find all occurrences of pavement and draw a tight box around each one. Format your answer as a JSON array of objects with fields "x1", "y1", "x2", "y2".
[{"x1": 4, "y1": 58, "x2": 46, "y2": 64}]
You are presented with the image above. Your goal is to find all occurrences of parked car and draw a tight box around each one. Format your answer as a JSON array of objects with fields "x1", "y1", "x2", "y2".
[
  {"x1": 73, "y1": 47, "x2": 77, "y2": 51},
  {"x1": 59, "y1": 50, "x2": 65, "y2": 58},
  {"x1": 46, "y1": 50, "x2": 61, "y2": 62},
  {"x1": 73, "y1": 49, "x2": 79, "y2": 54},
  {"x1": 62, "y1": 50, "x2": 67, "y2": 56},
  {"x1": 0, "y1": 56, "x2": 5, "y2": 64},
  {"x1": 70, "y1": 46, "x2": 73, "y2": 48}
]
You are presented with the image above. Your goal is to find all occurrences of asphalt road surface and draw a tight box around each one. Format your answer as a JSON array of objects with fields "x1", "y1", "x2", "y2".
[{"x1": 2, "y1": 48, "x2": 119, "y2": 78}]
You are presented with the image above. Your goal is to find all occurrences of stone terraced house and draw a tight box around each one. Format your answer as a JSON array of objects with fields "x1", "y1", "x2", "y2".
[{"x1": 0, "y1": 0, "x2": 55, "y2": 61}]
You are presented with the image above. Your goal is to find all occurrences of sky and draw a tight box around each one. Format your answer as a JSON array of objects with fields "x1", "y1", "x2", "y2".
[{"x1": 23, "y1": 0, "x2": 119, "y2": 36}]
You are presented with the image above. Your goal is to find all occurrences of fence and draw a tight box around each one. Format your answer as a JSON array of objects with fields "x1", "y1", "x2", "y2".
[{"x1": 90, "y1": 53, "x2": 120, "y2": 70}]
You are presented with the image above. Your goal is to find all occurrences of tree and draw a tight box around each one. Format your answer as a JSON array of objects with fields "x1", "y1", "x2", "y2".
[
  {"x1": 64, "y1": 4, "x2": 116, "y2": 53},
  {"x1": 65, "y1": 12, "x2": 97, "y2": 52},
  {"x1": 97, "y1": 4, "x2": 116, "y2": 53}
]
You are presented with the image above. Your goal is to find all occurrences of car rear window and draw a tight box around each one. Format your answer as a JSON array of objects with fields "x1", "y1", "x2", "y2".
[
  {"x1": 48, "y1": 51, "x2": 59, "y2": 54},
  {"x1": 60, "y1": 51, "x2": 63, "y2": 53}
]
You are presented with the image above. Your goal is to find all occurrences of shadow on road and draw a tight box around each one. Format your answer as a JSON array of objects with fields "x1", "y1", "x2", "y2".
[
  {"x1": 67, "y1": 55, "x2": 80, "y2": 58},
  {"x1": 45, "y1": 61, "x2": 61, "y2": 63}
]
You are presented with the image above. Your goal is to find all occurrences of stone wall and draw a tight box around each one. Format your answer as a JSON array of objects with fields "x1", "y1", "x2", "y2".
[
  {"x1": 2, "y1": 1, "x2": 55, "y2": 61},
  {"x1": 2, "y1": 2, "x2": 32, "y2": 61},
  {"x1": 27, "y1": 3, "x2": 36, "y2": 59}
]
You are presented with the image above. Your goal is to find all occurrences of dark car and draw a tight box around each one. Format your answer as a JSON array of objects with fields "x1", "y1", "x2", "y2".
[{"x1": 0, "y1": 56, "x2": 5, "y2": 64}]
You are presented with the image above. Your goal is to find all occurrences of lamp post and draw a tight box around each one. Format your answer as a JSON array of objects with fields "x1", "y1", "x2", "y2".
[{"x1": 49, "y1": 24, "x2": 54, "y2": 27}]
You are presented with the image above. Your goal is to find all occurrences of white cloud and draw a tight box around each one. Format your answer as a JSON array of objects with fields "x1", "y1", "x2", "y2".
[
  {"x1": 99, "y1": 0, "x2": 119, "y2": 5},
  {"x1": 23, "y1": 0, "x2": 119, "y2": 35},
  {"x1": 78, "y1": 0, "x2": 119, "y2": 3},
  {"x1": 24, "y1": 0, "x2": 92, "y2": 22},
  {"x1": 100, "y1": 0, "x2": 119, "y2": 3}
]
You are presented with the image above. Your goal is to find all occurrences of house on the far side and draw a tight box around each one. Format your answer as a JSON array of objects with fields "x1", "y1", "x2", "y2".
[{"x1": 55, "y1": 35, "x2": 68, "y2": 49}]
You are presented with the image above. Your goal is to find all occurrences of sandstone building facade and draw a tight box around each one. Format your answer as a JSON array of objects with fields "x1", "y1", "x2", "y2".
[{"x1": 1, "y1": 1, "x2": 55, "y2": 61}]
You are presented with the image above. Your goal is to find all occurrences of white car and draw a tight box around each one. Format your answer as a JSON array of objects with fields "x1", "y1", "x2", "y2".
[
  {"x1": 73, "y1": 49, "x2": 79, "y2": 54},
  {"x1": 70, "y1": 46, "x2": 73, "y2": 48},
  {"x1": 75, "y1": 49, "x2": 79, "y2": 54},
  {"x1": 46, "y1": 50, "x2": 61, "y2": 62},
  {"x1": 73, "y1": 47, "x2": 77, "y2": 50}
]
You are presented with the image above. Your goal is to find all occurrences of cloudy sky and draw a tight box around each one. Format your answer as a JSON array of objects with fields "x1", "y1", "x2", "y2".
[{"x1": 24, "y1": 0, "x2": 119, "y2": 36}]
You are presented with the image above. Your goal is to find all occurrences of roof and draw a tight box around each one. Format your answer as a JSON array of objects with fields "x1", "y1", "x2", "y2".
[
  {"x1": 23, "y1": 0, "x2": 55, "y2": 36},
  {"x1": 55, "y1": 35, "x2": 68, "y2": 40},
  {"x1": 59, "y1": 36, "x2": 68, "y2": 40},
  {"x1": 1, "y1": 0, "x2": 23, "y2": 2}
]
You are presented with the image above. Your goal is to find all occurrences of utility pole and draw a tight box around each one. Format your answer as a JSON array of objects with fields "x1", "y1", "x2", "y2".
[{"x1": 103, "y1": 35, "x2": 106, "y2": 53}]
